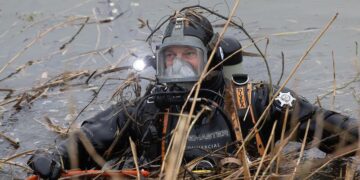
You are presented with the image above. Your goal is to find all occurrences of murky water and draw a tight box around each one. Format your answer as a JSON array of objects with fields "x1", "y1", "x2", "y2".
[{"x1": 0, "y1": 0, "x2": 359, "y2": 178}]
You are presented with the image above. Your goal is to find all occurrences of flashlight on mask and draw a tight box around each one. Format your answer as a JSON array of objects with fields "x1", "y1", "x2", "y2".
[{"x1": 132, "y1": 55, "x2": 156, "y2": 71}]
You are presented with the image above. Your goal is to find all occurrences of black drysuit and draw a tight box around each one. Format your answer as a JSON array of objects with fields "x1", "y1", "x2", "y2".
[{"x1": 46, "y1": 81, "x2": 360, "y2": 172}]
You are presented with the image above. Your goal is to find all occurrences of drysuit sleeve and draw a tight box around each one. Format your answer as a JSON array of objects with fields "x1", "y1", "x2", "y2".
[
  {"x1": 253, "y1": 83, "x2": 359, "y2": 154},
  {"x1": 54, "y1": 104, "x2": 134, "y2": 170},
  {"x1": 299, "y1": 107, "x2": 359, "y2": 153}
]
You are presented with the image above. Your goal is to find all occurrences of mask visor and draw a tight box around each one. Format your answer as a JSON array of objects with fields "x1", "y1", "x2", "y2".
[{"x1": 157, "y1": 45, "x2": 205, "y2": 83}]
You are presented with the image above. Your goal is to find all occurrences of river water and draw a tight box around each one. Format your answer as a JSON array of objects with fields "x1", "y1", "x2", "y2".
[{"x1": 0, "y1": 0, "x2": 359, "y2": 179}]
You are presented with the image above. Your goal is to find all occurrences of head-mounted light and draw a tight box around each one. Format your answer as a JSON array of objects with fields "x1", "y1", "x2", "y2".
[{"x1": 132, "y1": 55, "x2": 156, "y2": 71}]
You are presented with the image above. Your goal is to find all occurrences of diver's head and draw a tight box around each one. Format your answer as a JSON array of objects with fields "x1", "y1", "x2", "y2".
[
  {"x1": 156, "y1": 11, "x2": 219, "y2": 90},
  {"x1": 154, "y1": 10, "x2": 244, "y2": 94}
]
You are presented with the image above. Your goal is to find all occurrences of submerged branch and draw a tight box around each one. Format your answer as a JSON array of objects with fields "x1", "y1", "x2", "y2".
[
  {"x1": 316, "y1": 73, "x2": 360, "y2": 103},
  {"x1": 60, "y1": 17, "x2": 90, "y2": 50}
]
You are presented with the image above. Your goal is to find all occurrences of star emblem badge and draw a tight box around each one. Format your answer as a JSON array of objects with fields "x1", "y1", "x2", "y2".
[{"x1": 275, "y1": 92, "x2": 296, "y2": 107}]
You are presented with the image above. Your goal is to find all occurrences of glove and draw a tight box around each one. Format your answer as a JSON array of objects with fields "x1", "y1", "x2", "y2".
[{"x1": 27, "y1": 150, "x2": 62, "y2": 180}]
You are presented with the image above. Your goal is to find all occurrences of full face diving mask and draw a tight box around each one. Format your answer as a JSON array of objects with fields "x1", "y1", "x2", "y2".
[
  {"x1": 156, "y1": 17, "x2": 208, "y2": 84},
  {"x1": 158, "y1": 45, "x2": 205, "y2": 82}
]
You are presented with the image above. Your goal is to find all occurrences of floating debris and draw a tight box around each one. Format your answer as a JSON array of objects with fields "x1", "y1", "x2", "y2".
[
  {"x1": 130, "y1": 2, "x2": 140, "y2": 7},
  {"x1": 35, "y1": 116, "x2": 68, "y2": 136},
  {"x1": 0, "y1": 131, "x2": 20, "y2": 149},
  {"x1": 41, "y1": 72, "x2": 48, "y2": 79}
]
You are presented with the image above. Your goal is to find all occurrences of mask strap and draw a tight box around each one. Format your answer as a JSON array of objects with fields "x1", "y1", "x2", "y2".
[{"x1": 207, "y1": 32, "x2": 220, "y2": 50}]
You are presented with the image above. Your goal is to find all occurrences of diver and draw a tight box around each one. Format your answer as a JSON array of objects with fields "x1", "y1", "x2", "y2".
[{"x1": 27, "y1": 9, "x2": 359, "y2": 179}]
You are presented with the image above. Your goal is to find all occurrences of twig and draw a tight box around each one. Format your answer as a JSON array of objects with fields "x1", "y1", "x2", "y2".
[
  {"x1": 0, "y1": 160, "x2": 33, "y2": 172},
  {"x1": 39, "y1": 116, "x2": 68, "y2": 136},
  {"x1": 270, "y1": 29, "x2": 319, "y2": 36},
  {"x1": 110, "y1": 73, "x2": 139, "y2": 101},
  {"x1": 145, "y1": 16, "x2": 172, "y2": 42},
  {"x1": 93, "y1": 66, "x2": 131, "y2": 79},
  {"x1": 331, "y1": 51, "x2": 336, "y2": 110},
  {"x1": 103, "y1": 112, "x2": 131, "y2": 159},
  {"x1": 0, "y1": 88, "x2": 14, "y2": 100},
  {"x1": 354, "y1": 41, "x2": 360, "y2": 75},
  {"x1": 0, "y1": 50, "x2": 63, "y2": 84},
  {"x1": 0, "y1": 71, "x2": 89, "y2": 108},
  {"x1": 345, "y1": 161, "x2": 356, "y2": 180},
  {"x1": 137, "y1": 18, "x2": 147, "y2": 29},
  {"x1": 29, "y1": 88, "x2": 48, "y2": 103},
  {"x1": 264, "y1": 38, "x2": 270, "y2": 58},
  {"x1": 85, "y1": 70, "x2": 97, "y2": 84},
  {"x1": 63, "y1": 44, "x2": 121, "y2": 63},
  {"x1": 276, "y1": 107, "x2": 290, "y2": 173},
  {"x1": 60, "y1": 17, "x2": 90, "y2": 50},
  {"x1": 69, "y1": 12, "x2": 128, "y2": 26},
  {"x1": 76, "y1": 9, "x2": 103, "y2": 70},
  {"x1": 19, "y1": 71, "x2": 88, "y2": 105},
  {"x1": 146, "y1": 19, "x2": 153, "y2": 32},
  {"x1": 291, "y1": 119, "x2": 311, "y2": 180},
  {"x1": 77, "y1": 131, "x2": 106, "y2": 167},
  {"x1": 94, "y1": 9, "x2": 102, "y2": 51},
  {"x1": 0, "y1": 150, "x2": 34, "y2": 163},
  {"x1": 277, "y1": 52, "x2": 285, "y2": 86},
  {"x1": 36, "y1": 69, "x2": 87, "y2": 90},
  {"x1": 65, "y1": 76, "x2": 109, "y2": 134},
  {"x1": 316, "y1": 96, "x2": 322, "y2": 108},
  {"x1": 129, "y1": 137, "x2": 141, "y2": 180},
  {"x1": 0, "y1": 98, "x2": 18, "y2": 107},
  {"x1": 0, "y1": 60, "x2": 39, "y2": 83},
  {"x1": 242, "y1": 51, "x2": 262, "y2": 57},
  {"x1": 0, "y1": 131, "x2": 19, "y2": 148},
  {"x1": 254, "y1": 121, "x2": 277, "y2": 179}
]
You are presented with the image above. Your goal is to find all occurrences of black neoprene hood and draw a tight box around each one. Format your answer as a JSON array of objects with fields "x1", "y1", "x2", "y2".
[{"x1": 163, "y1": 12, "x2": 214, "y2": 46}]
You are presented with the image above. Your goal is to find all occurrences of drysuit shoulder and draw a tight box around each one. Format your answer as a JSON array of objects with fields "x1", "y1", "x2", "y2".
[{"x1": 249, "y1": 82, "x2": 316, "y2": 123}]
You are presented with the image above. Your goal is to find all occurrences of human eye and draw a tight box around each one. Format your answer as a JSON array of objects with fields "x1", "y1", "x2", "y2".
[
  {"x1": 184, "y1": 50, "x2": 196, "y2": 57},
  {"x1": 165, "y1": 52, "x2": 175, "y2": 59}
]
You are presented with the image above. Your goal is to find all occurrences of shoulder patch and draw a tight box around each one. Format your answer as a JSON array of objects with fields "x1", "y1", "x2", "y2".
[{"x1": 235, "y1": 87, "x2": 247, "y2": 109}]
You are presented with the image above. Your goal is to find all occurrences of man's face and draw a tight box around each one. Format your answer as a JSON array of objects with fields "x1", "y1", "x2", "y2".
[{"x1": 163, "y1": 46, "x2": 201, "y2": 70}]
